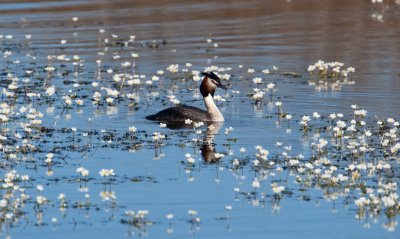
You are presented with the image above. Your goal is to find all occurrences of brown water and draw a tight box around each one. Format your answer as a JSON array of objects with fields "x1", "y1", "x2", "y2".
[
  {"x1": 1, "y1": 1, "x2": 400, "y2": 239},
  {"x1": 2, "y1": 0, "x2": 399, "y2": 115}
]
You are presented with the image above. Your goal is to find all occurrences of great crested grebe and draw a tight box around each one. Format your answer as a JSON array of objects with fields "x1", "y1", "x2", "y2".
[{"x1": 146, "y1": 72, "x2": 228, "y2": 122}]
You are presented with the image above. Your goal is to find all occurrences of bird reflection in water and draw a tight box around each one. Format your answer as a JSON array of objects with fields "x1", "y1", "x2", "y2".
[
  {"x1": 200, "y1": 122, "x2": 224, "y2": 164},
  {"x1": 157, "y1": 121, "x2": 224, "y2": 163}
]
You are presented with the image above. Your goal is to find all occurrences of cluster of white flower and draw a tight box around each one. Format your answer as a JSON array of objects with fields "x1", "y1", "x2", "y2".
[
  {"x1": 299, "y1": 115, "x2": 311, "y2": 128},
  {"x1": 185, "y1": 153, "x2": 196, "y2": 164},
  {"x1": 251, "y1": 88, "x2": 265, "y2": 102},
  {"x1": 167, "y1": 95, "x2": 180, "y2": 105},
  {"x1": 152, "y1": 132, "x2": 165, "y2": 142},
  {"x1": 76, "y1": 166, "x2": 89, "y2": 177},
  {"x1": 308, "y1": 60, "x2": 355, "y2": 78},
  {"x1": 99, "y1": 168, "x2": 115, "y2": 177},
  {"x1": 167, "y1": 64, "x2": 179, "y2": 73}
]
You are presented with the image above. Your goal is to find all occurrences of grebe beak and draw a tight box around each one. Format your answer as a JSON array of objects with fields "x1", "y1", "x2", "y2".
[{"x1": 216, "y1": 81, "x2": 229, "y2": 90}]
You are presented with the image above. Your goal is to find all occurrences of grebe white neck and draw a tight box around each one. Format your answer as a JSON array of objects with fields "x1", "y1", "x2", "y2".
[{"x1": 204, "y1": 94, "x2": 224, "y2": 121}]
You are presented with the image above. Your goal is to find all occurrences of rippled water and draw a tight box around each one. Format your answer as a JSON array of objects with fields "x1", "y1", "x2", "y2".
[{"x1": 1, "y1": 0, "x2": 400, "y2": 238}]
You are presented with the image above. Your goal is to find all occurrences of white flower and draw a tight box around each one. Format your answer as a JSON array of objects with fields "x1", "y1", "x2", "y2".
[
  {"x1": 313, "y1": 112, "x2": 321, "y2": 119},
  {"x1": 266, "y1": 83, "x2": 275, "y2": 90},
  {"x1": 302, "y1": 115, "x2": 311, "y2": 122},
  {"x1": 75, "y1": 99, "x2": 83, "y2": 106},
  {"x1": 188, "y1": 210, "x2": 198, "y2": 215},
  {"x1": 75, "y1": 167, "x2": 85, "y2": 173},
  {"x1": 382, "y1": 195, "x2": 396, "y2": 208},
  {"x1": 76, "y1": 167, "x2": 89, "y2": 177},
  {"x1": 262, "y1": 69, "x2": 270, "y2": 74},
  {"x1": 185, "y1": 153, "x2": 195, "y2": 164},
  {"x1": 307, "y1": 65, "x2": 316, "y2": 72},
  {"x1": 99, "y1": 169, "x2": 115, "y2": 177},
  {"x1": 354, "y1": 109, "x2": 367, "y2": 117},
  {"x1": 185, "y1": 119, "x2": 193, "y2": 125},
  {"x1": 253, "y1": 77, "x2": 262, "y2": 84},
  {"x1": 187, "y1": 157, "x2": 195, "y2": 164},
  {"x1": 46, "y1": 153, "x2": 54, "y2": 159},
  {"x1": 387, "y1": 118, "x2": 395, "y2": 124},
  {"x1": 332, "y1": 66, "x2": 341, "y2": 73},
  {"x1": 129, "y1": 126, "x2": 137, "y2": 133},
  {"x1": 253, "y1": 159, "x2": 260, "y2": 166},
  {"x1": 271, "y1": 183, "x2": 285, "y2": 194},
  {"x1": 347, "y1": 67, "x2": 355, "y2": 72},
  {"x1": 0, "y1": 199, "x2": 7, "y2": 208},
  {"x1": 355, "y1": 197, "x2": 368, "y2": 208},
  {"x1": 336, "y1": 120, "x2": 346, "y2": 129},
  {"x1": 214, "y1": 153, "x2": 225, "y2": 159},
  {"x1": 106, "y1": 97, "x2": 114, "y2": 104},
  {"x1": 252, "y1": 178, "x2": 261, "y2": 188},
  {"x1": 167, "y1": 64, "x2": 179, "y2": 73},
  {"x1": 137, "y1": 210, "x2": 149, "y2": 217},
  {"x1": 152, "y1": 132, "x2": 165, "y2": 141},
  {"x1": 252, "y1": 88, "x2": 265, "y2": 100},
  {"x1": 193, "y1": 75, "x2": 201, "y2": 81},
  {"x1": 36, "y1": 196, "x2": 47, "y2": 205},
  {"x1": 58, "y1": 193, "x2": 66, "y2": 201},
  {"x1": 194, "y1": 122, "x2": 204, "y2": 128},
  {"x1": 46, "y1": 86, "x2": 56, "y2": 96},
  {"x1": 81, "y1": 169, "x2": 89, "y2": 177},
  {"x1": 36, "y1": 184, "x2": 44, "y2": 191},
  {"x1": 317, "y1": 138, "x2": 328, "y2": 149}
]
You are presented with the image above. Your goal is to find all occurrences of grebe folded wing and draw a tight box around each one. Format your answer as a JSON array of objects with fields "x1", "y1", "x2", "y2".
[{"x1": 145, "y1": 105, "x2": 207, "y2": 122}]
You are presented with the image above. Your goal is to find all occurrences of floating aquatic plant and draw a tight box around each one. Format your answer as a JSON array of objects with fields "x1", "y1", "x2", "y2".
[
  {"x1": 307, "y1": 60, "x2": 355, "y2": 91},
  {"x1": 0, "y1": 21, "x2": 398, "y2": 239}
]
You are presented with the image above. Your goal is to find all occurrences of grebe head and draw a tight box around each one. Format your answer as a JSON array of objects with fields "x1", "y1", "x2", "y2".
[{"x1": 200, "y1": 72, "x2": 228, "y2": 97}]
